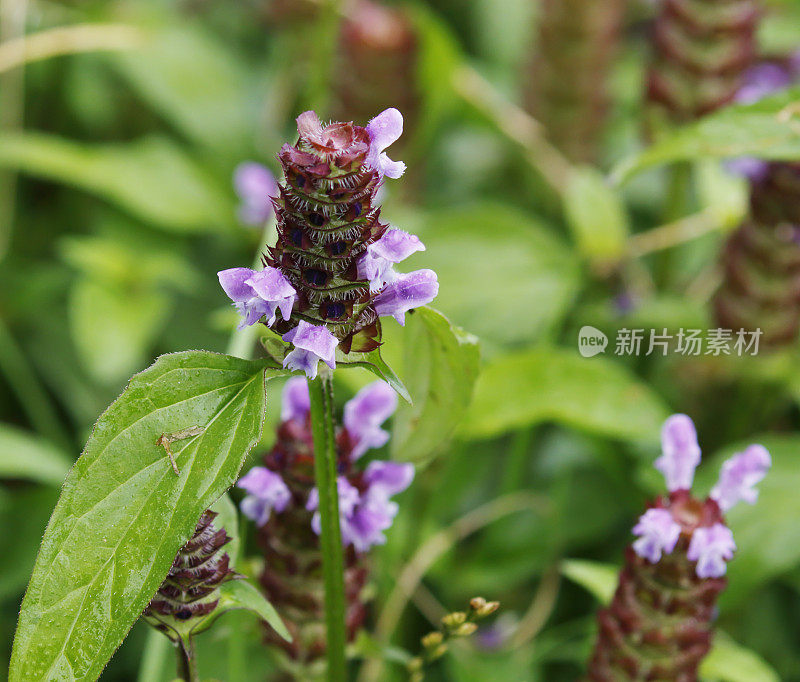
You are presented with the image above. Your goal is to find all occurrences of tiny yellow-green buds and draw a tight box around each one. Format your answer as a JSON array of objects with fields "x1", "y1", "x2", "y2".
[
  {"x1": 441, "y1": 611, "x2": 467, "y2": 629},
  {"x1": 407, "y1": 657, "x2": 423, "y2": 673},
  {"x1": 454, "y1": 622, "x2": 478, "y2": 637},
  {"x1": 470, "y1": 597, "x2": 500, "y2": 618},
  {"x1": 421, "y1": 631, "x2": 443, "y2": 649},
  {"x1": 431, "y1": 644, "x2": 448, "y2": 660}
]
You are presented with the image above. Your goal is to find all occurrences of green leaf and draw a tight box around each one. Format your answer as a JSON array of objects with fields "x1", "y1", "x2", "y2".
[
  {"x1": 460, "y1": 348, "x2": 669, "y2": 441},
  {"x1": 700, "y1": 632, "x2": 780, "y2": 682},
  {"x1": 694, "y1": 435, "x2": 800, "y2": 606},
  {"x1": 694, "y1": 160, "x2": 749, "y2": 231},
  {"x1": 418, "y1": 203, "x2": 581, "y2": 346},
  {"x1": 0, "y1": 425, "x2": 71, "y2": 486},
  {"x1": 613, "y1": 86, "x2": 800, "y2": 182},
  {"x1": 564, "y1": 167, "x2": 630, "y2": 264},
  {"x1": 560, "y1": 559, "x2": 618, "y2": 605},
  {"x1": 202, "y1": 580, "x2": 290, "y2": 642},
  {"x1": 10, "y1": 351, "x2": 285, "y2": 682},
  {"x1": 69, "y1": 277, "x2": 170, "y2": 384},
  {"x1": 338, "y1": 346, "x2": 411, "y2": 404},
  {"x1": 109, "y1": 27, "x2": 252, "y2": 156},
  {"x1": 0, "y1": 133, "x2": 234, "y2": 232},
  {"x1": 387, "y1": 308, "x2": 480, "y2": 464}
]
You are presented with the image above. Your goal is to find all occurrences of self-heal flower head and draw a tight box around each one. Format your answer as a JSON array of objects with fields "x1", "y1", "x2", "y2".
[
  {"x1": 632, "y1": 508, "x2": 681, "y2": 564},
  {"x1": 374, "y1": 269, "x2": 439, "y2": 325},
  {"x1": 218, "y1": 266, "x2": 297, "y2": 329},
  {"x1": 710, "y1": 444, "x2": 771, "y2": 512},
  {"x1": 343, "y1": 381, "x2": 398, "y2": 459},
  {"x1": 234, "y1": 162, "x2": 278, "y2": 226},
  {"x1": 654, "y1": 414, "x2": 701, "y2": 492},
  {"x1": 237, "y1": 467, "x2": 292, "y2": 526},
  {"x1": 366, "y1": 108, "x2": 406, "y2": 179},
  {"x1": 282, "y1": 320, "x2": 339, "y2": 379},
  {"x1": 281, "y1": 376, "x2": 310, "y2": 423},
  {"x1": 357, "y1": 229, "x2": 425, "y2": 292},
  {"x1": 687, "y1": 523, "x2": 736, "y2": 578}
]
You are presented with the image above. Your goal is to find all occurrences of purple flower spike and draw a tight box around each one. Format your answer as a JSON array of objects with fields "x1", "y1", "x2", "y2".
[
  {"x1": 632, "y1": 508, "x2": 681, "y2": 564},
  {"x1": 655, "y1": 414, "x2": 702, "y2": 492},
  {"x1": 710, "y1": 444, "x2": 771, "y2": 512},
  {"x1": 366, "y1": 108, "x2": 406, "y2": 179},
  {"x1": 358, "y1": 229, "x2": 425, "y2": 292},
  {"x1": 687, "y1": 523, "x2": 736, "y2": 578},
  {"x1": 282, "y1": 320, "x2": 339, "y2": 379},
  {"x1": 237, "y1": 466, "x2": 291, "y2": 526},
  {"x1": 234, "y1": 162, "x2": 278, "y2": 226},
  {"x1": 281, "y1": 376, "x2": 310, "y2": 422},
  {"x1": 343, "y1": 381, "x2": 398, "y2": 459},
  {"x1": 374, "y1": 269, "x2": 439, "y2": 325},
  {"x1": 218, "y1": 266, "x2": 296, "y2": 329},
  {"x1": 364, "y1": 460, "x2": 415, "y2": 497}
]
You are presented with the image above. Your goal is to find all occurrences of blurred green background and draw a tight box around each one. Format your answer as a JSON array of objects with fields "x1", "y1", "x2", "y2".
[{"x1": 2, "y1": 0, "x2": 800, "y2": 680}]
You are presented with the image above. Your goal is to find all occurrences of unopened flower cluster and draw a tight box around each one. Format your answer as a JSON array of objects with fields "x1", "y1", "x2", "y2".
[{"x1": 220, "y1": 108, "x2": 438, "y2": 379}]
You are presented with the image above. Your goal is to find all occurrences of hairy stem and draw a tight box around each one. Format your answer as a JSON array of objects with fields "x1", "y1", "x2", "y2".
[
  {"x1": 176, "y1": 637, "x2": 198, "y2": 682},
  {"x1": 309, "y1": 370, "x2": 347, "y2": 681}
]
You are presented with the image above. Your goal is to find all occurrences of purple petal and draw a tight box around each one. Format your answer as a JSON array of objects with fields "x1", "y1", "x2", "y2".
[
  {"x1": 374, "y1": 269, "x2": 438, "y2": 325},
  {"x1": 364, "y1": 460, "x2": 414, "y2": 497},
  {"x1": 710, "y1": 444, "x2": 771, "y2": 512},
  {"x1": 244, "y1": 267, "x2": 297, "y2": 326},
  {"x1": 343, "y1": 381, "x2": 398, "y2": 458},
  {"x1": 736, "y1": 63, "x2": 793, "y2": 104},
  {"x1": 366, "y1": 108, "x2": 406, "y2": 179},
  {"x1": 632, "y1": 508, "x2": 681, "y2": 564},
  {"x1": 281, "y1": 376, "x2": 310, "y2": 422},
  {"x1": 237, "y1": 466, "x2": 291, "y2": 526},
  {"x1": 218, "y1": 268, "x2": 258, "y2": 303},
  {"x1": 687, "y1": 523, "x2": 736, "y2": 578},
  {"x1": 654, "y1": 414, "x2": 701, "y2": 492},
  {"x1": 725, "y1": 157, "x2": 770, "y2": 182},
  {"x1": 358, "y1": 229, "x2": 425, "y2": 292},
  {"x1": 234, "y1": 162, "x2": 278, "y2": 226},
  {"x1": 282, "y1": 321, "x2": 339, "y2": 378}
]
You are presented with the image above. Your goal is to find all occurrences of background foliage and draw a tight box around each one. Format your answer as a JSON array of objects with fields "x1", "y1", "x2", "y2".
[{"x1": 2, "y1": 0, "x2": 800, "y2": 680}]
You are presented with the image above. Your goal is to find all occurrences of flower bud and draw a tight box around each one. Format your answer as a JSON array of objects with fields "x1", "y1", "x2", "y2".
[
  {"x1": 441, "y1": 611, "x2": 467, "y2": 629},
  {"x1": 454, "y1": 622, "x2": 478, "y2": 637},
  {"x1": 421, "y1": 631, "x2": 444, "y2": 649}
]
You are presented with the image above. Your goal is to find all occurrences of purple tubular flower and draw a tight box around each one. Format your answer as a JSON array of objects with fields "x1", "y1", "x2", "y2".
[
  {"x1": 364, "y1": 460, "x2": 415, "y2": 496},
  {"x1": 654, "y1": 414, "x2": 702, "y2": 492},
  {"x1": 687, "y1": 523, "x2": 736, "y2": 578},
  {"x1": 218, "y1": 266, "x2": 296, "y2": 328},
  {"x1": 632, "y1": 508, "x2": 681, "y2": 564},
  {"x1": 343, "y1": 381, "x2": 398, "y2": 459},
  {"x1": 373, "y1": 269, "x2": 439, "y2": 325},
  {"x1": 366, "y1": 108, "x2": 406, "y2": 179},
  {"x1": 308, "y1": 462, "x2": 414, "y2": 552},
  {"x1": 234, "y1": 162, "x2": 278, "y2": 226},
  {"x1": 281, "y1": 376, "x2": 310, "y2": 422},
  {"x1": 710, "y1": 444, "x2": 771, "y2": 512},
  {"x1": 358, "y1": 229, "x2": 425, "y2": 292},
  {"x1": 282, "y1": 320, "x2": 339, "y2": 379},
  {"x1": 237, "y1": 466, "x2": 291, "y2": 526}
]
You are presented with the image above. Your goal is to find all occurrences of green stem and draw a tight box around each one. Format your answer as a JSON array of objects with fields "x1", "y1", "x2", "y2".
[
  {"x1": 308, "y1": 370, "x2": 347, "y2": 681},
  {"x1": 176, "y1": 636, "x2": 199, "y2": 682}
]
